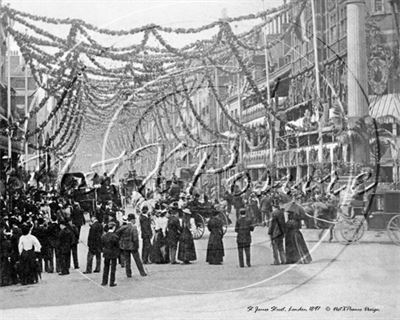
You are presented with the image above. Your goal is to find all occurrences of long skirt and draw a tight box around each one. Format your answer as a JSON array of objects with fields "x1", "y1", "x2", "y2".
[
  {"x1": 178, "y1": 228, "x2": 196, "y2": 262},
  {"x1": 0, "y1": 257, "x2": 14, "y2": 286},
  {"x1": 18, "y1": 249, "x2": 41, "y2": 285},
  {"x1": 206, "y1": 232, "x2": 224, "y2": 264},
  {"x1": 150, "y1": 230, "x2": 169, "y2": 264},
  {"x1": 285, "y1": 230, "x2": 312, "y2": 264}
]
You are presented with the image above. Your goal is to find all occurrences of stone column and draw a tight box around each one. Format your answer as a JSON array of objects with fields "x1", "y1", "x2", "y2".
[{"x1": 346, "y1": 0, "x2": 369, "y2": 165}]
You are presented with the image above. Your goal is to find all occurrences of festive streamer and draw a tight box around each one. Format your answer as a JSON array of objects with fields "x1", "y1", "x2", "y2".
[
  {"x1": 327, "y1": 170, "x2": 346, "y2": 196},
  {"x1": 55, "y1": 154, "x2": 77, "y2": 191},
  {"x1": 139, "y1": 144, "x2": 165, "y2": 193},
  {"x1": 91, "y1": 150, "x2": 127, "y2": 169},
  {"x1": 2, "y1": 1, "x2": 294, "y2": 35},
  {"x1": 180, "y1": 77, "x2": 228, "y2": 140},
  {"x1": 227, "y1": 171, "x2": 251, "y2": 197},
  {"x1": 186, "y1": 150, "x2": 213, "y2": 196},
  {"x1": 156, "y1": 142, "x2": 187, "y2": 188},
  {"x1": 205, "y1": 138, "x2": 239, "y2": 175}
]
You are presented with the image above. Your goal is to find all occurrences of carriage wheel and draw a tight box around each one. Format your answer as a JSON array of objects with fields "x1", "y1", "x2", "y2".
[
  {"x1": 218, "y1": 212, "x2": 229, "y2": 235},
  {"x1": 335, "y1": 216, "x2": 367, "y2": 244},
  {"x1": 387, "y1": 215, "x2": 400, "y2": 246},
  {"x1": 191, "y1": 213, "x2": 205, "y2": 240}
]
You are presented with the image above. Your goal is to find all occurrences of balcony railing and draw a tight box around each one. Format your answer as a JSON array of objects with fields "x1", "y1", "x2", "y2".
[
  {"x1": 242, "y1": 103, "x2": 265, "y2": 123},
  {"x1": 243, "y1": 149, "x2": 269, "y2": 167}
]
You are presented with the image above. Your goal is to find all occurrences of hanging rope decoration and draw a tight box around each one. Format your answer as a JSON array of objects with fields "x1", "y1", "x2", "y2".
[
  {"x1": 0, "y1": 0, "x2": 307, "y2": 159},
  {"x1": 186, "y1": 149, "x2": 214, "y2": 195},
  {"x1": 227, "y1": 171, "x2": 252, "y2": 196}
]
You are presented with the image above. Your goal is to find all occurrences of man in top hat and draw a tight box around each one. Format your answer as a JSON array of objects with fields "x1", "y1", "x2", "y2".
[
  {"x1": 167, "y1": 207, "x2": 182, "y2": 264},
  {"x1": 139, "y1": 205, "x2": 152, "y2": 264},
  {"x1": 101, "y1": 222, "x2": 119, "y2": 287},
  {"x1": 235, "y1": 208, "x2": 254, "y2": 268},
  {"x1": 58, "y1": 220, "x2": 73, "y2": 275},
  {"x1": 116, "y1": 213, "x2": 147, "y2": 277},
  {"x1": 84, "y1": 215, "x2": 103, "y2": 274},
  {"x1": 268, "y1": 202, "x2": 286, "y2": 265}
]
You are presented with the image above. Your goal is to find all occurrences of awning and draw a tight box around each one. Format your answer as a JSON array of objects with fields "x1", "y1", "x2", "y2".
[{"x1": 369, "y1": 94, "x2": 400, "y2": 123}]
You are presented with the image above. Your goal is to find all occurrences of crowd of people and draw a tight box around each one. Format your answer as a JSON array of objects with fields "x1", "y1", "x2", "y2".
[
  {"x1": 0, "y1": 188, "x2": 85, "y2": 286},
  {"x1": 0, "y1": 169, "x2": 330, "y2": 289}
]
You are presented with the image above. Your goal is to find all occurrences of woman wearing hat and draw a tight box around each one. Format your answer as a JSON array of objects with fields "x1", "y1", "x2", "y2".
[
  {"x1": 151, "y1": 209, "x2": 169, "y2": 264},
  {"x1": 285, "y1": 209, "x2": 312, "y2": 264},
  {"x1": 178, "y1": 208, "x2": 196, "y2": 264},
  {"x1": 206, "y1": 210, "x2": 224, "y2": 265}
]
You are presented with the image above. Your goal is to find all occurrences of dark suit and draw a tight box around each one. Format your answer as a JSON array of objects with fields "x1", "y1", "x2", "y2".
[
  {"x1": 71, "y1": 205, "x2": 85, "y2": 236},
  {"x1": 58, "y1": 228, "x2": 73, "y2": 274},
  {"x1": 47, "y1": 222, "x2": 60, "y2": 273},
  {"x1": 167, "y1": 215, "x2": 182, "y2": 263},
  {"x1": 68, "y1": 223, "x2": 80, "y2": 269},
  {"x1": 86, "y1": 221, "x2": 103, "y2": 273},
  {"x1": 235, "y1": 217, "x2": 254, "y2": 267},
  {"x1": 139, "y1": 214, "x2": 152, "y2": 264},
  {"x1": 101, "y1": 232, "x2": 120, "y2": 285},
  {"x1": 116, "y1": 223, "x2": 146, "y2": 277},
  {"x1": 268, "y1": 209, "x2": 286, "y2": 264}
]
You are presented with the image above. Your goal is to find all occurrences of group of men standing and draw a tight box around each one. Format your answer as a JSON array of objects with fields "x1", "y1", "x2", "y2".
[{"x1": 85, "y1": 213, "x2": 147, "y2": 287}]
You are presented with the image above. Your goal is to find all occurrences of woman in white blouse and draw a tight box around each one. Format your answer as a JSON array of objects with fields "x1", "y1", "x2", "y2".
[
  {"x1": 150, "y1": 210, "x2": 169, "y2": 263},
  {"x1": 18, "y1": 223, "x2": 42, "y2": 285}
]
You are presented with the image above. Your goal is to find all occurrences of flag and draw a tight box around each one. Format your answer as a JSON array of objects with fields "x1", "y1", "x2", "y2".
[{"x1": 294, "y1": 3, "x2": 310, "y2": 43}]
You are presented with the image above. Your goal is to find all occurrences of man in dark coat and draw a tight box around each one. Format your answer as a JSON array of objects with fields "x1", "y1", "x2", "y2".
[
  {"x1": 84, "y1": 216, "x2": 103, "y2": 273},
  {"x1": 259, "y1": 192, "x2": 273, "y2": 227},
  {"x1": 70, "y1": 202, "x2": 85, "y2": 237},
  {"x1": 139, "y1": 205, "x2": 152, "y2": 264},
  {"x1": 58, "y1": 221, "x2": 73, "y2": 275},
  {"x1": 232, "y1": 192, "x2": 245, "y2": 221},
  {"x1": 235, "y1": 209, "x2": 254, "y2": 267},
  {"x1": 101, "y1": 222, "x2": 119, "y2": 287},
  {"x1": 68, "y1": 220, "x2": 80, "y2": 269},
  {"x1": 168, "y1": 179, "x2": 181, "y2": 202},
  {"x1": 31, "y1": 218, "x2": 49, "y2": 273},
  {"x1": 47, "y1": 215, "x2": 60, "y2": 273},
  {"x1": 116, "y1": 214, "x2": 147, "y2": 277},
  {"x1": 167, "y1": 208, "x2": 182, "y2": 264},
  {"x1": 268, "y1": 204, "x2": 286, "y2": 265}
]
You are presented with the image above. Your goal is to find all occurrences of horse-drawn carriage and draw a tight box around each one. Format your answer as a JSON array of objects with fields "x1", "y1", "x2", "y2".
[
  {"x1": 60, "y1": 172, "x2": 122, "y2": 214},
  {"x1": 333, "y1": 190, "x2": 400, "y2": 245},
  {"x1": 188, "y1": 204, "x2": 229, "y2": 240},
  {"x1": 121, "y1": 176, "x2": 144, "y2": 205}
]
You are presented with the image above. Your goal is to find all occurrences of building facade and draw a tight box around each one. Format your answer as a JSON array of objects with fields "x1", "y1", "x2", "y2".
[{"x1": 221, "y1": 0, "x2": 400, "y2": 186}]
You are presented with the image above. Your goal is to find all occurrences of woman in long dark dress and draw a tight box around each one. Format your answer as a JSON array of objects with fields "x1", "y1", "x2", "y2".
[
  {"x1": 178, "y1": 209, "x2": 196, "y2": 264},
  {"x1": 285, "y1": 211, "x2": 312, "y2": 264},
  {"x1": 150, "y1": 211, "x2": 169, "y2": 264},
  {"x1": 206, "y1": 211, "x2": 224, "y2": 265},
  {"x1": 0, "y1": 225, "x2": 14, "y2": 286}
]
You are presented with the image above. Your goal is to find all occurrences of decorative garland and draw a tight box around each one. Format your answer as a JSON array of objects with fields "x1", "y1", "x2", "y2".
[{"x1": 227, "y1": 171, "x2": 251, "y2": 196}]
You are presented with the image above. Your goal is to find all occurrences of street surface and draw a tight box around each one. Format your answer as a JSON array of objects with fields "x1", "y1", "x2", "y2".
[{"x1": 1, "y1": 216, "x2": 399, "y2": 320}]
